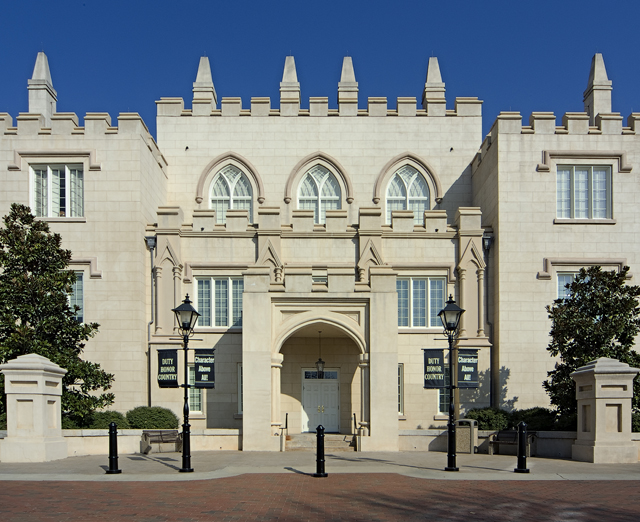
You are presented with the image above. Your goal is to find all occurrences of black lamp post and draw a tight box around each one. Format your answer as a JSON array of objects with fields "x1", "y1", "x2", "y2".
[
  {"x1": 172, "y1": 294, "x2": 200, "y2": 473},
  {"x1": 437, "y1": 294, "x2": 465, "y2": 472}
]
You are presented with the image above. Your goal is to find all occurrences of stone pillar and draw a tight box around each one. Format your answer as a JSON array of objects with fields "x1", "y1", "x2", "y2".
[
  {"x1": 571, "y1": 357, "x2": 639, "y2": 463},
  {"x1": 364, "y1": 267, "x2": 399, "y2": 451},
  {"x1": 477, "y1": 267, "x2": 485, "y2": 337},
  {"x1": 0, "y1": 354, "x2": 68, "y2": 462},
  {"x1": 172, "y1": 265, "x2": 182, "y2": 333},
  {"x1": 358, "y1": 353, "x2": 370, "y2": 436},
  {"x1": 457, "y1": 267, "x2": 466, "y2": 337},
  {"x1": 271, "y1": 353, "x2": 284, "y2": 429},
  {"x1": 241, "y1": 267, "x2": 278, "y2": 450}
]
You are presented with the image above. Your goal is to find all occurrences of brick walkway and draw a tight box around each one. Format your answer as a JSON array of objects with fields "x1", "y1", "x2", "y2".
[{"x1": 2, "y1": 475, "x2": 639, "y2": 521}]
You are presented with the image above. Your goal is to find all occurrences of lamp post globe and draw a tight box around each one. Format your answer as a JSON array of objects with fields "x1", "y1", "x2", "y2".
[
  {"x1": 437, "y1": 294, "x2": 464, "y2": 472},
  {"x1": 171, "y1": 294, "x2": 200, "y2": 473}
]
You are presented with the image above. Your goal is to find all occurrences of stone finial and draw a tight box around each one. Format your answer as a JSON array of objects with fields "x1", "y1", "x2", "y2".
[
  {"x1": 583, "y1": 53, "x2": 612, "y2": 126},
  {"x1": 422, "y1": 57, "x2": 446, "y2": 116},
  {"x1": 28, "y1": 52, "x2": 57, "y2": 127},
  {"x1": 192, "y1": 57, "x2": 217, "y2": 114},
  {"x1": 280, "y1": 56, "x2": 300, "y2": 116},
  {"x1": 338, "y1": 57, "x2": 358, "y2": 116}
]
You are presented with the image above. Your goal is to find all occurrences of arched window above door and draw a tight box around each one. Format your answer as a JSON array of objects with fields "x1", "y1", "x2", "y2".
[
  {"x1": 297, "y1": 165, "x2": 341, "y2": 224},
  {"x1": 386, "y1": 165, "x2": 430, "y2": 224}
]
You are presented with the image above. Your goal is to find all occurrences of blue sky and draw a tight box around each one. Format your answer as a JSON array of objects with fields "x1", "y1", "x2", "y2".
[{"x1": 2, "y1": 1, "x2": 639, "y2": 138}]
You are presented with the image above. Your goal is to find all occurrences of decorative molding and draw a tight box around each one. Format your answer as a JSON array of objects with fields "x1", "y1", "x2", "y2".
[
  {"x1": 391, "y1": 262, "x2": 457, "y2": 283},
  {"x1": 373, "y1": 152, "x2": 444, "y2": 204},
  {"x1": 9, "y1": 150, "x2": 101, "y2": 171},
  {"x1": 536, "y1": 150, "x2": 632, "y2": 173},
  {"x1": 69, "y1": 257, "x2": 102, "y2": 279},
  {"x1": 458, "y1": 239, "x2": 486, "y2": 270},
  {"x1": 284, "y1": 151, "x2": 354, "y2": 204},
  {"x1": 195, "y1": 151, "x2": 265, "y2": 205},
  {"x1": 553, "y1": 218, "x2": 616, "y2": 225},
  {"x1": 537, "y1": 257, "x2": 630, "y2": 280},
  {"x1": 183, "y1": 262, "x2": 251, "y2": 283}
]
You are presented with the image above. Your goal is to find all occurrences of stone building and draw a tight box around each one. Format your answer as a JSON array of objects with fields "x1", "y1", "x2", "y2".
[{"x1": 0, "y1": 51, "x2": 636, "y2": 451}]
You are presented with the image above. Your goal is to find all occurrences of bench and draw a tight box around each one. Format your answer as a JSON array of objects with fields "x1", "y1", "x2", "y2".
[
  {"x1": 488, "y1": 430, "x2": 534, "y2": 456},
  {"x1": 141, "y1": 429, "x2": 183, "y2": 454}
]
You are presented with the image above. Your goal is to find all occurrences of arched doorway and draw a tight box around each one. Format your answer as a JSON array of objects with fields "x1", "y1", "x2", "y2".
[{"x1": 280, "y1": 322, "x2": 362, "y2": 434}]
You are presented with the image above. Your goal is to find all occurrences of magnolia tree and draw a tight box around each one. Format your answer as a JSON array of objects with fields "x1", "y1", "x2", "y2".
[
  {"x1": 544, "y1": 266, "x2": 640, "y2": 419},
  {"x1": 0, "y1": 204, "x2": 114, "y2": 423}
]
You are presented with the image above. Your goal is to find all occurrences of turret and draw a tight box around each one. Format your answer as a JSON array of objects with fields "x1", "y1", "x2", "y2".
[
  {"x1": 583, "y1": 53, "x2": 612, "y2": 126},
  {"x1": 28, "y1": 52, "x2": 57, "y2": 126},
  {"x1": 192, "y1": 56, "x2": 217, "y2": 115},
  {"x1": 338, "y1": 57, "x2": 358, "y2": 116}
]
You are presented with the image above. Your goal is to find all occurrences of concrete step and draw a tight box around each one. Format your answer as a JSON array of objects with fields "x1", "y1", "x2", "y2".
[{"x1": 285, "y1": 434, "x2": 356, "y2": 452}]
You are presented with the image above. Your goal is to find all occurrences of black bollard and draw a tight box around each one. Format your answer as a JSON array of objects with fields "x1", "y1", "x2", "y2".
[
  {"x1": 313, "y1": 424, "x2": 328, "y2": 477},
  {"x1": 514, "y1": 421, "x2": 530, "y2": 473},
  {"x1": 106, "y1": 422, "x2": 122, "y2": 474}
]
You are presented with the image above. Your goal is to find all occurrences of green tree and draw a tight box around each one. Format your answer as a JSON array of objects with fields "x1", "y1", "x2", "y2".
[
  {"x1": 0, "y1": 203, "x2": 114, "y2": 422},
  {"x1": 544, "y1": 266, "x2": 640, "y2": 417}
]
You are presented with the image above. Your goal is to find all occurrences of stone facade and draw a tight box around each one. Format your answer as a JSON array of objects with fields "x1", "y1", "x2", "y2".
[{"x1": 0, "y1": 51, "x2": 637, "y2": 451}]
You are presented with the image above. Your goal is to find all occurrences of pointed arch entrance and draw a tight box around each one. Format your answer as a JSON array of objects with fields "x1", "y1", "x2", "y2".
[{"x1": 276, "y1": 318, "x2": 368, "y2": 435}]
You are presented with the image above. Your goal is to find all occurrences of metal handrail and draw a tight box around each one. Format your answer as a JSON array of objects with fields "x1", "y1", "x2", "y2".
[{"x1": 353, "y1": 413, "x2": 358, "y2": 434}]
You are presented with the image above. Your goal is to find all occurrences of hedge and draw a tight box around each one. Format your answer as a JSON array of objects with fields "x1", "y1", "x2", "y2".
[{"x1": 125, "y1": 406, "x2": 179, "y2": 429}]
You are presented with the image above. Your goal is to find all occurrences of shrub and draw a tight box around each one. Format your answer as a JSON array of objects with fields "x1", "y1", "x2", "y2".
[
  {"x1": 0, "y1": 412, "x2": 6, "y2": 430},
  {"x1": 554, "y1": 412, "x2": 578, "y2": 431},
  {"x1": 89, "y1": 410, "x2": 130, "y2": 429},
  {"x1": 632, "y1": 412, "x2": 640, "y2": 432},
  {"x1": 62, "y1": 415, "x2": 83, "y2": 429},
  {"x1": 126, "y1": 406, "x2": 179, "y2": 429},
  {"x1": 509, "y1": 407, "x2": 557, "y2": 431},
  {"x1": 464, "y1": 407, "x2": 510, "y2": 430}
]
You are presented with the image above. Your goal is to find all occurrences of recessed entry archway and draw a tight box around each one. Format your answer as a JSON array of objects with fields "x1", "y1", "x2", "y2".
[{"x1": 279, "y1": 322, "x2": 364, "y2": 434}]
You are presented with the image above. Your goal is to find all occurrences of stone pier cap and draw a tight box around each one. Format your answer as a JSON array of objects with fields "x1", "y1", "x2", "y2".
[{"x1": 571, "y1": 357, "x2": 639, "y2": 381}]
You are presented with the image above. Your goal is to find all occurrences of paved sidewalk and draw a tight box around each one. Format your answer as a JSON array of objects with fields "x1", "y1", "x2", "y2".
[
  {"x1": 1, "y1": 452, "x2": 640, "y2": 521},
  {"x1": 0, "y1": 449, "x2": 639, "y2": 481}
]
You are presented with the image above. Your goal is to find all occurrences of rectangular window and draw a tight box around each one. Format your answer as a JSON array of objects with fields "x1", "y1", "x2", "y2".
[
  {"x1": 31, "y1": 164, "x2": 84, "y2": 218},
  {"x1": 439, "y1": 366, "x2": 451, "y2": 414},
  {"x1": 196, "y1": 277, "x2": 243, "y2": 327},
  {"x1": 398, "y1": 363, "x2": 404, "y2": 415},
  {"x1": 188, "y1": 366, "x2": 203, "y2": 414},
  {"x1": 557, "y1": 272, "x2": 577, "y2": 299},
  {"x1": 556, "y1": 166, "x2": 611, "y2": 219},
  {"x1": 69, "y1": 272, "x2": 84, "y2": 323},
  {"x1": 396, "y1": 277, "x2": 446, "y2": 328}
]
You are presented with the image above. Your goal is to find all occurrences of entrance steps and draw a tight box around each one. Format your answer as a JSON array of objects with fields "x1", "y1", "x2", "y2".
[{"x1": 285, "y1": 433, "x2": 356, "y2": 452}]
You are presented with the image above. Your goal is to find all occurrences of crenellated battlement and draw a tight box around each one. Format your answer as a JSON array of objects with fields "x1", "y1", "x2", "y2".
[
  {"x1": 155, "y1": 54, "x2": 482, "y2": 119},
  {"x1": 155, "y1": 95, "x2": 482, "y2": 118},
  {"x1": 2, "y1": 111, "x2": 167, "y2": 170}
]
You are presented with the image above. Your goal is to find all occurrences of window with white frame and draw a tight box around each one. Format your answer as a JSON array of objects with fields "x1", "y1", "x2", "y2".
[
  {"x1": 556, "y1": 166, "x2": 611, "y2": 219},
  {"x1": 298, "y1": 165, "x2": 341, "y2": 224},
  {"x1": 209, "y1": 165, "x2": 253, "y2": 224},
  {"x1": 386, "y1": 165, "x2": 429, "y2": 224},
  {"x1": 196, "y1": 277, "x2": 244, "y2": 327},
  {"x1": 69, "y1": 272, "x2": 84, "y2": 323},
  {"x1": 188, "y1": 365, "x2": 203, "y2": 414},
  {"x1": 396, "y1": 277, "x2": 446, "y2": 328},
  {"x1": 398, "y1": 363, "x2": 404, "y2": 415},
  {"x1": 438, "y1": 366, "x2": 451, "y2": 414},
  {"x1": 557, "y1": 272, "x2": 578, "y2": 299},
  {"x1": 31, "y1": 164, "x2": 84, "y2": 218}
]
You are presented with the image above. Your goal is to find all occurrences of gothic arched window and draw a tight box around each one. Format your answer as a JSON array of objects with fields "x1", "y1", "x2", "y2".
[
  {"x1": 386, "y1": 165, "x2": 429, "y2": 224},
  {"x1": 297, "y1": 165, "x2": 341, "y2": 224},
  {"x1": 210, "y1": 165, "x2": 253, "y2": 223}
]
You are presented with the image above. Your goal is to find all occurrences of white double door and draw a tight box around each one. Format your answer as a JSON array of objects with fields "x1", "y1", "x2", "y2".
[{"x1": 301, "y1": 370, "x2": 340, "y2": 433}]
